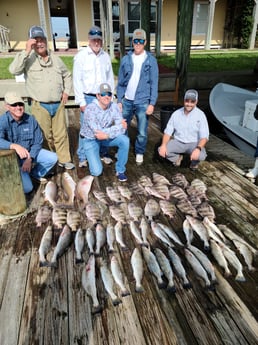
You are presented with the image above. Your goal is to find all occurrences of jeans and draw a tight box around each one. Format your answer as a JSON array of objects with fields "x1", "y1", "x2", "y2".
[
  {"x1": 122, "y1": 99, "x2": 149, "y2": 155},
  {"x1": 77, "y1": 94, "x2": 96, "y2": 161},
  {"x1": 39, "y1": 102, "x2": 60, "y2": 116},
  {"x1": 19, "y1": 149, "x2": 58, "y2": 194},
  {"x1": 81, "y1": 135, "x2": 129, "y2": 176}
]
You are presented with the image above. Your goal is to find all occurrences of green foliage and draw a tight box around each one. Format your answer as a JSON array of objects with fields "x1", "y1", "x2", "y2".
[
  {"x1": 1, "y1": 52, "x2": 258, "y2": 80},
  {"x1": 157, "y1": 52, "x2": 258, "y2": 72},
  {"x1": 234, "y1": 0, "x2": 254, "y2": 48}
]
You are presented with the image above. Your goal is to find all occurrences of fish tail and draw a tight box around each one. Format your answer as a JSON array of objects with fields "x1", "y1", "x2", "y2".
[
  {"x1": 49, "y1": 261, "x2": 58, "y2": 268},
  {"x1": 183, "y1": 282, "x2": 192, "y2": 289},
  {"x1": 135, "y1": 285, "x2": 144, "y2": 293},
  {"x1": 157, "y1": 280, "x2": 167, "y2": 289},
  {"x1": 92, "y1": 305, "x2": 103, "y2": 315},
  {"x1": 235, "y1": 273, "x2": 246, "y2": 282},
  {"x1": 108, "y1": 248, "x2": 115, "y2": 254},
  {"x1": 111, "y1": 298, "x2": 122, "y2": 306},
  {"x1": 206, "y1": 284, "x2": 216, "y2": 292},
  {"x1": 166, "y1": 285, "x2": 176, "y2": 293},
  {"x1": 121, "y1": 289, "x2": 131, "y2": 297},
  {"x1": 39, "y1": 260, "x2": 49, "y2": 267},
  {"x1": 75, "y1": 258, "x2": 84, "y2": 264},
  {"x1": 121, "y1": 246, "x2": 129, "y2": 252},
  {"x1": 141, "y1": 242, "x2": 149, "y2": 248}
]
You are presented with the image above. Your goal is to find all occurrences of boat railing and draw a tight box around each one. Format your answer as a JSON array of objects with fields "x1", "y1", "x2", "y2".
[{"x1": 0, "y1": 25, "x2": 11, "y2": 52}]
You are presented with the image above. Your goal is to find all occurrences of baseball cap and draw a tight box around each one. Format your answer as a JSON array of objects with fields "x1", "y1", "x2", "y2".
[
  {"x1": 29, "y1": 25, "x2": 46, "y2": 39},
  {"x1": 88, "y1": 26, "x2": 102, "y2": 40},
  {"x1": 99, "y1": 83, "x2": 112, "y2": 94},
  {"x1": 184, "y1": 89, "x2": 198, "y2": 101},
  {"x1": 133, "y1": 29, "x2": 146, "y2": 40},
  {"x1": 5, "y1": 91, "x2": 25, "y2": 105}
]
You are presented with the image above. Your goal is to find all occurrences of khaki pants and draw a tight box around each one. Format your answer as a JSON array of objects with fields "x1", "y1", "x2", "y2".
[{"x1": 31, "y1": 101, "x2": 71, "y2": 164}]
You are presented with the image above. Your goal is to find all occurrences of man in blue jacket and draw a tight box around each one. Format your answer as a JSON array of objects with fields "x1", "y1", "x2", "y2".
[{"x1": 117, "y1": 28, "x2": 159, "y2": 165}]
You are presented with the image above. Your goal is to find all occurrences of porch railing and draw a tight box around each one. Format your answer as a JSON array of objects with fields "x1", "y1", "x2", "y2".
[{"x1": 0, "y1": 25, "x2": 11, "y2": 52}]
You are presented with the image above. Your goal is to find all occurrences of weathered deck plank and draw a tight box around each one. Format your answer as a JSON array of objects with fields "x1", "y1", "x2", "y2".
[{"x1": 0, "y1": 111, "x2": 258, "y2": 345}]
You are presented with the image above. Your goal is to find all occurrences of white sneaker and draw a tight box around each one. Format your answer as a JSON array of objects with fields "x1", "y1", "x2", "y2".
[
  {"x1": 245, "y1": 169, "x2": 258, "y2": 179},
  {"x1": 101, "y1": 156, "x2": 113, "y2": 165},
  {"x1": 136, "y1": 154, "x2": 144, "y2": 165},
  {"x1": 58, "y1": 162, "x2": 75, "y2": 170},
  {"x1": 79, "y1": 160, "x2": 87, "y2": 168}
]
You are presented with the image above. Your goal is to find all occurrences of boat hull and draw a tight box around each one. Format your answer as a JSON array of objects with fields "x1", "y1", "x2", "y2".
[{"x1": 209, "y1": 83, "x2": 257, "y2": 157}]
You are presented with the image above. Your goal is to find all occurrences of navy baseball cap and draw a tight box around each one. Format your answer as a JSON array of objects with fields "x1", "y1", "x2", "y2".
[{"x1": 29, "y1": 26, "x2": 46, "y2": 39}]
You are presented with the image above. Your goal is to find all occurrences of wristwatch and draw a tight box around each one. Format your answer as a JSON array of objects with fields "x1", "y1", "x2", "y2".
[{"x1": 196, "y1": 146, "x2": 202, "y2": 151}]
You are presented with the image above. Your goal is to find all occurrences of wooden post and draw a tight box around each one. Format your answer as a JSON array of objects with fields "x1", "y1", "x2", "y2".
[{"x1": 0, "y1": 150, "x2": 27, "y2": 215}]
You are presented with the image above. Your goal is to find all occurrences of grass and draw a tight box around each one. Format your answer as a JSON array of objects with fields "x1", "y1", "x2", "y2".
[{"x1": 0, "y1": 51, "x2": 257, "y2": 79}]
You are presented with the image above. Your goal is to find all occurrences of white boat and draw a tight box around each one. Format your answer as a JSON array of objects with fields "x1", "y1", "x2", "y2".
[{"x1": 209, "y1": 82, "x2": 258, "y2": 157}]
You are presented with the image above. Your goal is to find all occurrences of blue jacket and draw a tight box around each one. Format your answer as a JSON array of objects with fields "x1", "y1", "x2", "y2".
[{"x1": 117, "y1": 51, "x2": 159, "y2": 105}]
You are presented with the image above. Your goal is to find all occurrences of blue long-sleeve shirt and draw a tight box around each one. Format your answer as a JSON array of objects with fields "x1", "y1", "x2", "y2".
[
  {"x1": 117, "y1": 50, "x2": 159, "y2": 105},
  {"x1": 0, "y1": 111, "x2": 43, "y2": 159}
]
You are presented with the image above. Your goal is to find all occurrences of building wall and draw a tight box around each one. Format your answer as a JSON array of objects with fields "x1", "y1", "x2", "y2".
[{"x1": 0, "y1": 0, "x2": 227, "y2": 51}]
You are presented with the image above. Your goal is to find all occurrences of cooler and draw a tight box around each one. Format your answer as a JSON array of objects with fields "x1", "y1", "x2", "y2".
[{"x1": 243, "y1": 99, "x2": 258, "y2": 131}]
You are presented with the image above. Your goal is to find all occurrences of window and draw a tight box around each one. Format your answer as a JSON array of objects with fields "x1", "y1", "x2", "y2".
[
  {"x1": 192, "y1": 2, "x2": 209, "y2": 35},
  {"x1": 93, "y1": 1, "x2": 157, "y2": 36}
]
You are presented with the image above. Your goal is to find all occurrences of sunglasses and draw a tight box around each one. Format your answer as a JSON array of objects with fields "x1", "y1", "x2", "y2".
[
  {"x1": 89, "y1": 30, "x2": 102, "y2": 37},
  {"x1": 133, "y1": 39, "x2": 145, "y2": 45},
  {"x1": 10, "y1": 102, "x2": 24, "y2": 107},
  {"x1": 100, "y1": 92, "x2": 112, "y2": 97}
]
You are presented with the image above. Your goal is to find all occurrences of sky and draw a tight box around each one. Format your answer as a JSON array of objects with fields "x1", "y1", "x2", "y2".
[{"x1": 51, "y1": 17, "x2": 70, "y2": 38}]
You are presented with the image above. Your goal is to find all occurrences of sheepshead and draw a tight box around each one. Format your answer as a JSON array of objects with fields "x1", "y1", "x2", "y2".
[
  {"x1": 129, "y1": 221, "x2": 146, "y2": 246},
  {"x1": 66, "y1": 209, "x2": 81, "y2": 231},
  {"x1": 140, "y1": 216, "x2": 150, "y2": 246},
  {"x1": 74, "y1": 228, "x2": 85, "y2": 264},
  {"x1": 154, "y1": 248, "x2": 176, "y2": 292},
  {"x1": 188, "y1": 244, "x2": 217, "y2": 283},
  {"x1": 152, "y1": 172, "x2": 171, "y2": 185},
  {"x1": 100, "y1": 259, "x2": 122, "y2": 306},
  {"x1": 157, "y1": 222, "x2": 184, "y2": 247},
  {"x1": 190, "y1": 179, "x2": 207, "y2": 193},
  {"x1": 110, "y1": 255, "x2": 130, "y2": 297},
  {"x1": 85, "y1": 203, "x2": 101, "y2": 224},
  {"x1": 114, "y1": 221, "x2": 128, "y2": 251},
  {"x1": 196, "y1": 201, "x2": 216, "y2": 222},
  {"x1": 138, "y1": 175, "x2": 153, "y2": 187},
  {"x1": 203, "y1": 217, "x2": 227, "y2": 243},
  {"x1": 151, "y1": 221, "x2": 174, "y2": 247},
  {"x1": 128, "y1": 202, "x2": 143, "y2": 221},
  {"x1": 82, "y1": 255, "x2": 102, "y2": 314},
  {"x1": 131, "y1": 248, "x2": 144, "y2": 292},
  {"x1": 109, "y1": 205, "x2": 127, "y2": 224},
  {"x1": 210, "y1": 239, "x2": 231, "y2": 277},
  {"x1": 52, "y1": 207, "x2": 67, "y2": 229},
  {"x1": 186, "y1": 215, "x2": 210, "y2": 251},
  {"x1": 183, "y1": 218, "x2": 194, "y2": 246},
  {"x1": 95, "y1": 223, "x2": 106, "y2": 256},
  {"x1": 44, "y1": 181, "x2": 58, "y2": 207},
  {"x1": 61, "y1": 172, "x2": 76, "y2": 206},
  {"x1": 219, "y1": 242, "x2": 246, "y2": 282},
  {"x1": 85, "y1": 227, "x2": 95, "y2": 255},
  {"x1": 142, "y1": 246, "x2": 166, "y2": 289},
  {"x1": 144, "y1": 198, "x2": 160, "y2": 221},
  {"x1": 176, "y1": 198, "x2": 198, "y2": 218},
  {"x1": 154, "y1": 183, "x2": 170, "y2": 200},
  {"x1": 186, "y1": 185, "x2": 208, "y2": 201},
  {"x1": 106, "y1": 186, "x2": 125, "y2": 203},
  {"x1": 117, "y1": 185, "x2": 132, "y2": 200},
  {"x1": 145, "y1": 185, "x2": 166, "y2": 200},
  {"x1": 92, "y1": 190, "x2": 110, "y2": 205},
  {"x1": 50, "y1": 224, "x2": 72, "y2": 268},
  {"x1": 130, "y1": 181, "x2": 148, "y2": 196},
  {"x1": 172, "y1": 173, "x2": 189, "y2": 189},
  {"x1": 184, "y1": 248, "x2": 213, "y2": 289},
  {"x1": 38, "y1": 225, "x2": 53, "y2": 267},
  {"x1": 168, "y1": 247, "x2": 192, "y2": 289},
  {"x1": 159, "y1": 200, "x2": 177, "y2": 219},
  {"x1": 232, "y1": 239, "x2": 256, "y2": 271},
  {"x1": 76, "y1": 175, "x2": 94, "y2": 207},
  {"x1": 218, "y1": 224, "x2": 258, "y2": 256},
  {"x1": 106, "y1": 223, "x2": 116, "y2": 253},
  {"x1": 169, "y1": 185, "x2": 188, "y2": 201},
  {"x1": 35, "y1": 205, "x2": 52, "y2": 227}
]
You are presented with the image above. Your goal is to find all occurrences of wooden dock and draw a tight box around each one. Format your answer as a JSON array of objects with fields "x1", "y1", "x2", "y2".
[{"x1": 0, "y1": 107, "x2": 257, "y2": 345}]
